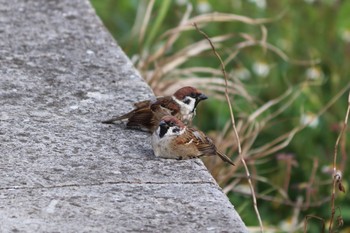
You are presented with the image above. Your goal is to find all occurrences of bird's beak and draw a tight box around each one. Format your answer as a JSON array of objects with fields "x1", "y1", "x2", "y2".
[
  {"x1": 194, "y1": 93, "x2": 208, "y2": 109},
  {"x1": 197, "y1": 93, "x2": 208, "y2": 101}
]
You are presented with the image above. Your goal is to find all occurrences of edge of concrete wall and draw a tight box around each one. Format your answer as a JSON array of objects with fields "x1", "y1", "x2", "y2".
[{"x1": 0, "y1": 0, "x2": 248, "y2": 232}]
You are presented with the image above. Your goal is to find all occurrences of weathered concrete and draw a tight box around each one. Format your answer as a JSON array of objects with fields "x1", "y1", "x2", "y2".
[{"x1": 0, "y1": 0, "x2": 247, "y2": 232}]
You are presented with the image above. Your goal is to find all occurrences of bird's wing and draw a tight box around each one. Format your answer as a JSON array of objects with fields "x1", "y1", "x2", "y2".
[
  {"x1": 125, "y1": 107, "x2": 156, "y2": 129},
  {"x1": 150, "y1": 96, "x2": 180, "y2": 116},
  {"x1": 175, "y1": 127, "x2": 216, "y2": 156},
  {"x1": 189, "y1": 128, "x2": 217, "y2": 155},
  {"x1": 102, "y1": 98, "x2": 153, "y2": 124},
  {"x1": 180, "y1": 127, "x2": 235, "y2": 165},
  {"x1": 133, "y1": 100, "x2": 151, "y2": 108},
  {"x1": 134, "y1": 95, "x2": 164, "y2": 108}
]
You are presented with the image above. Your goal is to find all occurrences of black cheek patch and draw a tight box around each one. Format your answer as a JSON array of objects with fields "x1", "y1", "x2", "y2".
[
  {"x1": 183, "y1": 99, "x2": 191, "y2": 105},
  {"x1": 159, "y1": 127, "x2": 168, "y2": 138},
  {"x1": 172, "y1": 128, "x2": 180, "y2": 134}
]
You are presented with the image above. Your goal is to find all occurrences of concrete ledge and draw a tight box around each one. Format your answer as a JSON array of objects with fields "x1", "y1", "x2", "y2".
[{"x1": 0, "y1": 0, "x2": 248, "y2": 232}]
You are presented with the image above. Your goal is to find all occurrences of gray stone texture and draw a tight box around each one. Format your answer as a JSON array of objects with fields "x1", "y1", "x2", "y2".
[{"x1": 0, "y1": 0, "x2": 247, "y2": 232}]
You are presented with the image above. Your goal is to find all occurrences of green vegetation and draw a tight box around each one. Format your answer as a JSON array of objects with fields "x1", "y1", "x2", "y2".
[{"x1": 90, "y1": 0, "x2": 350, "y2": 232}]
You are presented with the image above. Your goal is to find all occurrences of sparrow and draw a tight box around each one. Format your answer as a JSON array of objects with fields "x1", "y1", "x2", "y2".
[
  {"x1": 102, "y1": 86, "x2": 208, "y2": 132},
  {"x1": 151, "y1": 115, "x2": 235, "y2": 165}
]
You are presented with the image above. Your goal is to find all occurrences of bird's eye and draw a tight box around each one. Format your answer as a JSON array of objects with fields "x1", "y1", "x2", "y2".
[
  {"x1": 190, "y1": 93, "x2": 197, "y2": 98},
  {"x1": 169, "y1": 122, "x2": 175, "y2": 126}
]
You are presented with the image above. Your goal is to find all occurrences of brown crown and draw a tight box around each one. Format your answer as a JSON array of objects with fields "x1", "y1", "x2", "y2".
[
  {"x1": 173, "y1": 86, "x2": 202, "y2": 100},
  {"x1": 161, "y1": 115, "x2": 186, "y2": 128}
]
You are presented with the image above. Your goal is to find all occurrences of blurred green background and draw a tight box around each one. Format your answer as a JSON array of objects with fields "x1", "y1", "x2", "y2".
[{"x1": 90, "y1": 0, "x2": 350, "y2": 232}]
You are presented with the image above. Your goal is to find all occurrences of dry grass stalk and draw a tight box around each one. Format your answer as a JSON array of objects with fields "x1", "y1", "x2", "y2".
[
  {"x1": 133, "y1": 2, "x2": 301, "y2": 98},
  {"x1": 146, "y1": 34, "x2": 232, "y2": 86},
  {"x1": 304, "y1": 158, "x2": 318, "y2": 211},
  {"x1": 161, "y1": 11, "x2": 280, "y2": 39},
  {"x1": 217, "y1": 83, "x2": 350, "y2": 205},
  {"x1": 132, "y1": 0, "x2": 320, "y2": 102},
  {"x1": 289, "y1": 196, "x2": 303, "y2": 232},
  {"x1": 328, "y1": 91, "x2": 349, "y2": 232},
  {"x1": 230, "y1": 186, "x2": 331, "y2": 208},
  {"x1": 243, "y1": 82, "x2": 350, "y2": 161},
  {"x1": 139, "y1": 0, "x2": 155, "y2": 45},
  {"x1": 193, "y1": 23, "x2": 264, "y2": 233},
  {"x1": 304, "y1": 215, "x2": 325, "y2": 233},
  {"x1": 144, "y1": 3, "x2": 193, "y2": 65}
]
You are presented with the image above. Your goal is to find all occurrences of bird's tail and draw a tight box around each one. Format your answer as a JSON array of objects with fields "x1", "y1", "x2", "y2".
[
  {"x1": 216, "y1": 151, "x2": 235, "y2": 166},
  {"x1": 101, "y1": 112, "x2": 132, "y2": 124}
]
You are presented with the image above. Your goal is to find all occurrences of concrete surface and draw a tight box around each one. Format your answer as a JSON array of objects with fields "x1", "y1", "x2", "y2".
[{"x1": 0, "y1": 0, "x2": 248, "y2": 232}]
